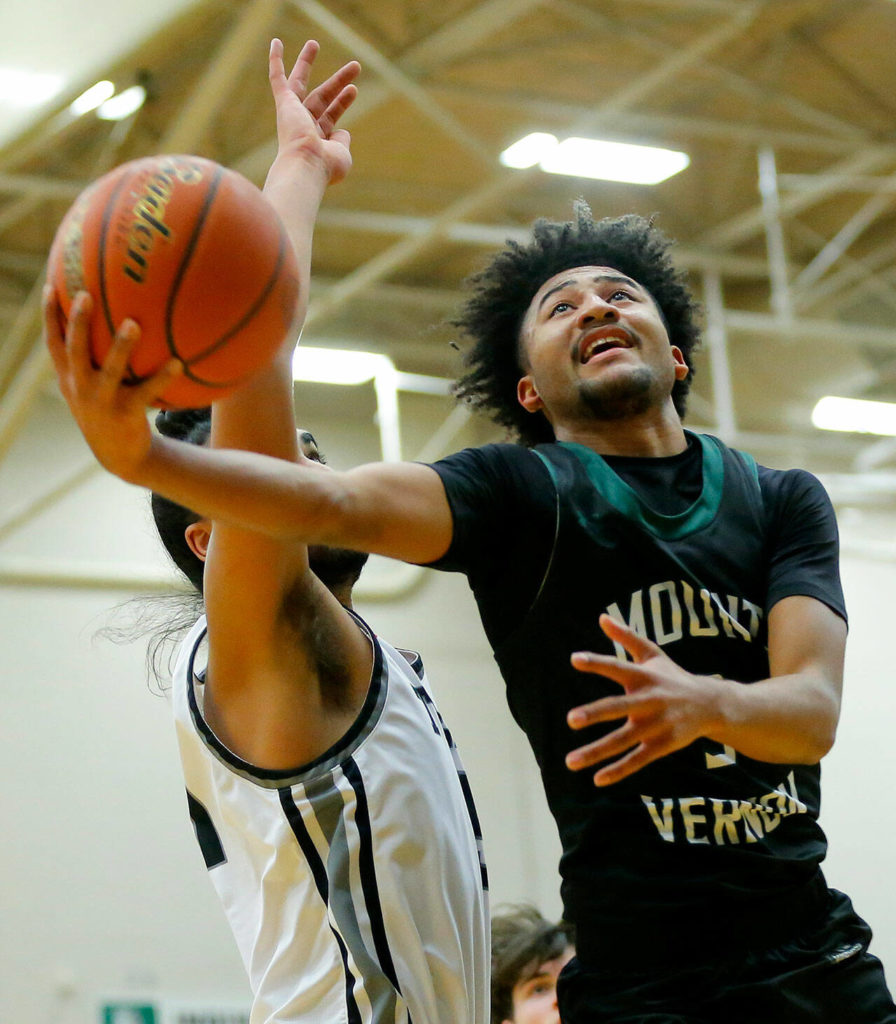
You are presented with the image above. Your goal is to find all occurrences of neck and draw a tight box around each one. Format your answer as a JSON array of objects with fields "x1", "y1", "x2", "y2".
[
  {"x1": 553, "y1": 402, "x2": 687, "y2": 457},
  {"x1": 330, "y1": 582, "x2": 355, "y2": 608}
]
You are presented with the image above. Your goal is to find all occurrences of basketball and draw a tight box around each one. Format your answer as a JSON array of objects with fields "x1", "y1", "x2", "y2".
[{"x1": 47, "y1": 154, "x2": 300, "y2": 409}]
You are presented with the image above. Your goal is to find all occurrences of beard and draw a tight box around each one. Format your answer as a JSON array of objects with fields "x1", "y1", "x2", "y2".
[
  {"x1": 577, "y1": 366, "x2": 660, "y2": 421},
  {"x1": 307, "y1": 544, "x2": 370, "y2": 588}
]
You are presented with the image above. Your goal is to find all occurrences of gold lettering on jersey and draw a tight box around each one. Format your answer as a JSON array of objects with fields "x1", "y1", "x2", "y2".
[
  {"x1": 607, "y1": 579, "x2": 763, "y2": 660},
  {"x1": 122, "y1": 159, "x2": 203, "y2": 284},
  {"x1": 641, "y1": 770, "x2": 808, "y2": 847}
]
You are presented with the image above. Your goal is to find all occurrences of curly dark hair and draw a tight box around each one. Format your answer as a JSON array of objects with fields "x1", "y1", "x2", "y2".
[
  {"x1": 453, "y1": 203, "x2": 702, "y2": 446},
  {"x1": 491, "y1": 904, "x2": 575, "y2": 1024}
]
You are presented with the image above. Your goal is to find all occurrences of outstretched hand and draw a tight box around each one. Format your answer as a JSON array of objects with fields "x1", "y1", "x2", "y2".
[
  {"x1": 565, "y1": 613, "x2": 724, "y2": 786},
  {"x1": 43, "y1": 286, "x2": 179, "y2": 483},
  {"x1": 267, "y1": 38, "x2": 359, "y2": 188}
]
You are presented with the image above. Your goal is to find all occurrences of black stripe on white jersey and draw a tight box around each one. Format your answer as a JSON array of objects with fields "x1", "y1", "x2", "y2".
[
  {"x1": 342, "y1": 759, "x2": 405, "y2": 1002},
  {"x1": 278, "y1": 787, "x2": 363, "y2": 1024},
  {"x1": 412, "y1": 684, "x2": 489, "y2": 892},
  {"x1": 186, "y1": 790, "x2": 226, "y2": 869}
]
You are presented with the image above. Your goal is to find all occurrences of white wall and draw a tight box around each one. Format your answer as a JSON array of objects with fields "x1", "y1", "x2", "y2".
[
  {"x1": 819, "y1": 544, "x2": 896, "y2": 964},
  {"x1": 1, "y1": 397, "x2": 894, "y2": 1023}
]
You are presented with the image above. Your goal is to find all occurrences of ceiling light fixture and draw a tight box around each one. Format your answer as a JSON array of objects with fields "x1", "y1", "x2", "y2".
[
  {"x1": 293, "y1": 346, "x2": 392, "y2": 386},
  {"x1": 97, "y1": 84, "x2": 147, "y2": 121},
  {"x1": 0, "y1": 67, "x2": 63, "y2": 108},
  {"x1": 811, "y1": 395, "x2": 896, "y2": 436},
  {"x1": 500, "y1": 132, "x2": 690, "y2": 184},
  {"x1": 69, "y1": 80, "x2": 116, "y2": 117}
]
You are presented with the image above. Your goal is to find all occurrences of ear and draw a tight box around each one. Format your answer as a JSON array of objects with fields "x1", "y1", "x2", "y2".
[
  {"x1": 517, "y1": 374, "x2": 544, "y2": 414},
  {"x1": 671, "y1": 345, "x2": 689, "y2": 381},
  {"x1": 184, "y1": 520, "x2": 211, "y2": 563}
]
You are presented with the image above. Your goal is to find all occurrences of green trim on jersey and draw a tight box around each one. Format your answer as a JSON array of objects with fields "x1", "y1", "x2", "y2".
[{"x1": 541, "y1": 432, "x2": 731, "y2": 540}]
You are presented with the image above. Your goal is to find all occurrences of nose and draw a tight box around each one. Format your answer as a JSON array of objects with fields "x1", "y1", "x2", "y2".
[{"x1": 577, "y1": 294, "x2": 618, "y2": 326}]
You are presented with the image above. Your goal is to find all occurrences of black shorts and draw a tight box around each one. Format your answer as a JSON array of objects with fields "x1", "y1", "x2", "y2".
[{"x1": 558, "y1": 890, "x2": 896, "y2": 1024}]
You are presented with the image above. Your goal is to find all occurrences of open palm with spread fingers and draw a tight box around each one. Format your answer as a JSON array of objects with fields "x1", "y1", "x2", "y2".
[
  {"x1": 267, "y1": 37, "x2": 359, "y2": 187},
  {"x1": 565, "y1": 613, "x2": 726, "y2": 786}
]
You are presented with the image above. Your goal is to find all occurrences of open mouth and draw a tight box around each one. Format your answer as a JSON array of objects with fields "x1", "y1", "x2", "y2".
[{"x1": 579, "y1": 330, "x2": 632, "y2": 363}]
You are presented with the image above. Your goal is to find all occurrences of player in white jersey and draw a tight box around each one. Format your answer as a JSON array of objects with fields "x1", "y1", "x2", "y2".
[
  {"x1": 165, "y1": 417, "x2": 488, "y2": 1024},
  {"x1": 46, "y1": 40, "x2": 488, "y2": 1024}
]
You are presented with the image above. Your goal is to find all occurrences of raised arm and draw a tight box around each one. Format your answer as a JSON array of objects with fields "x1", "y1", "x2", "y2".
[{"x1": 197, "y1": 39, "x2": 370, "y2": 768}]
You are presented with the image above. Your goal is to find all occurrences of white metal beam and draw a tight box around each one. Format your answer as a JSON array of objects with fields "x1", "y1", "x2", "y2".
[
  {"x1": 702, "y1": 146, "x2": 896, "y2": 250},
  {"x1": 290, "y1": 0, "x2": 494, "y2": 165},
  {"x1": 160, "y1": 0, "x2": 283, "y2": 153}
]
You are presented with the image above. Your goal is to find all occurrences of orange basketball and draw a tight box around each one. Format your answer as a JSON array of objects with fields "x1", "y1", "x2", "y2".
[{"x1": 47, "y1": 154, "x2": 299, "y2": 409}]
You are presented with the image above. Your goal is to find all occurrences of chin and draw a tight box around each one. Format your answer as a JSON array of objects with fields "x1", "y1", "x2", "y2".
[{"x1": 578, "y1": 371, "x2": 657, "y2": 420}]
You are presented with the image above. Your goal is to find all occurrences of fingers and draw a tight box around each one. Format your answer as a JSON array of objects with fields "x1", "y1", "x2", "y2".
[
  {"x1": 137, "y1": 358, "x2": 183, "y2": 408},
  {"x1": 286, "y1": 39, "x2": 321, "y2": 99},
  {"x1": 305, "y1": 64, "x2": 360, "y2": 128},
  {"x1": 566, "y1": 720, "x2": 639, "y2": 771},
  {"x1": 590, "y1": 743, "x2": 658, "y2": 787},
  {"x1": 566, "y1": 720, "x2": 669, "y2": 785},
  {"x1": 570, "y1": 649, "x2": 651, "y2": 691},
  {"x1": 567, "y1": 692, "x2": 641, "y2": 729},
  {"x1": 64, "y1": 290, "x2": 96, "y2": 385},
  {"x1": 42, "y1": 284, "x2": 66, "y2": 366},
  {"x1": 269, "y1": 37, "x2": 286, "y2": 87},
  {"x1": 98, "y1": 317, "x2": 141, "y2": 397},
  {"x1": 316, "y1": 84, "x2": 358, "y2": 137},
  {"x1": 599, "y1": 613, "x2": 662, "y2": 663}
]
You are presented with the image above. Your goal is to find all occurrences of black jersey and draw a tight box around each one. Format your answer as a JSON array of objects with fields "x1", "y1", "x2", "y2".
[{"x1": 429, "y1": 432, "x2": 846, "y2": 967}]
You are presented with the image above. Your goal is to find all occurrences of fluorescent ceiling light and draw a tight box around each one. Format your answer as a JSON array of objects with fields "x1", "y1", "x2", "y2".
[
  {"x1": 500, "y1": 132, "x2": 690, "y2": 184},
  {"x1": 97, "y1": 84, "x2": 147, "y2": 121},
  {"x1": 69, "y1": 80, "x2": 115, "y2": 116},
  {"x1": 499, "y1": 132, "x2": 559, "y2": 169},
  {"x1": 812, "y1": 395, "x2": 896, "y2": 436},
  {"x1": 293, "y1": 346, "x2": 393, "y2": 386},
  {"x1": 0, "y1": 67, "x2": 63, "y2": 108}
]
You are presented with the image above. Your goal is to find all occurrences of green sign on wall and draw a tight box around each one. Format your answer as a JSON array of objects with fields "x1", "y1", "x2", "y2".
[{"x1": 101, "y1": 1004, "x2": 157, "y2": 1024}]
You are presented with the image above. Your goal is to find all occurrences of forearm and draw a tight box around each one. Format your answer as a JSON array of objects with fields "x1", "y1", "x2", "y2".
[
  {"x1": 136, "y1": 434, "x2": 338, "y2": 543},
  {"x1": 707, "y1": 668, "x2": 840, "y2": 764},
  {"x1": 263, "y1": 149, "x2": 327, "y2": 317}
]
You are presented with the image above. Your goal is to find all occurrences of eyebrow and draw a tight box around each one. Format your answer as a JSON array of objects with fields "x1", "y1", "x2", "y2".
[{"x1": 537, "y1": 274, "x2": 641, "y2": 312}]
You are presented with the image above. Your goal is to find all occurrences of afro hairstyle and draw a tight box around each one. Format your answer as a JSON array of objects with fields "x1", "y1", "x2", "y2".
[{"x1": 452, "y1": 202, "x2": 702, "y2": 446}]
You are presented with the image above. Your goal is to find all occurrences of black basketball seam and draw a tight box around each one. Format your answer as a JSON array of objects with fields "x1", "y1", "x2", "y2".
[
  {"x1": 182, "y1": 225, "x2": 289, "y2": 367},
  {"x1": 164, "y1": 161, "x2": 224, "y2": 365},
  {"x1": 97, "y1": 168, "x2": 141, "y2": 384},
  {"x1": 170, "y1": 213, "x2": 292, "y2": 388}
]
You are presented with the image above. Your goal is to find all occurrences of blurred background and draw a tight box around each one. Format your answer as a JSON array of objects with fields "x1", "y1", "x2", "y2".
[{"x1": 2, "y1": 1, "x2": 896, "y2": 1021}]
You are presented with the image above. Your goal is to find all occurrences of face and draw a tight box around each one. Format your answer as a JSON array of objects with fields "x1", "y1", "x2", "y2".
[
  {"x1": 503, "y1": 946, "x2": 574, "y2": 1024},
  {"x1": 517, "y1": 266, "x2": 688, "y2": 430}
]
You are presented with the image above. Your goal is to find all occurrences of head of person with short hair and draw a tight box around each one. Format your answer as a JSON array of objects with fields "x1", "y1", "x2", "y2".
[
  {"x1": 453, "y1": 203, "x2": 702, "y2": 446},
  {"x1": 491, "y1": 904, "x2": 575, "y2": 1024}
]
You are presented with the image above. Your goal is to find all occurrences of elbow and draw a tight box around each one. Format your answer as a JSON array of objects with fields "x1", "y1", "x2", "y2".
[{"x1": 801, "y1": 694, "x2": 841, "y2": 764}]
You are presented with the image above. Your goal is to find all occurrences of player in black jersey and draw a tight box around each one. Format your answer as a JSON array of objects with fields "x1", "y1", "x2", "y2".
[{"x1": 46, "y1": 188, "x2": 895, "y2": 1020}]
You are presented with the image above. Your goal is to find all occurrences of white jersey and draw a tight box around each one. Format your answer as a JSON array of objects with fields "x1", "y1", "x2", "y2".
[{"x1": 172, "y1": 612, "x2": 489, "y2": 1024}]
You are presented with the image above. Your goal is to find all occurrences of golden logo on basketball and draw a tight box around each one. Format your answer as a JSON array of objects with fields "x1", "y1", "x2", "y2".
[
  {"x1": 122, "y1": 158, "x2": 204, "y2": 284},
  {"x1": 60, "y1": 196, "x2": 88, "y2": 297}
]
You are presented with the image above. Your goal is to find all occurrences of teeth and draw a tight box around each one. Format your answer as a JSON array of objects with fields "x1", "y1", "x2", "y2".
[{"x1": 582, "y1": 336, "x2": 625, "y2": 362}]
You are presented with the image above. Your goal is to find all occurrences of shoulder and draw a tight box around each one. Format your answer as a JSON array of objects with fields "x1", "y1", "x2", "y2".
[
  {"x1": 431, "y1": 441, "x2": 549, "y2": 476},
  {"x1": 429, "y1": 442, "x2": 554, "y2": 505},
  {"x1": 756, "y1": 463, "x2": 834, "y2": 516}
]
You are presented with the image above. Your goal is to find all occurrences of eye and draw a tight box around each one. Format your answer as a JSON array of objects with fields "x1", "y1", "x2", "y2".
[
  {"x1": 609, "y1": 288, "x2": 634, "y2": 301},
  {"x1": 548, "y1": 300, "x2": 573, "y2": 317}
]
